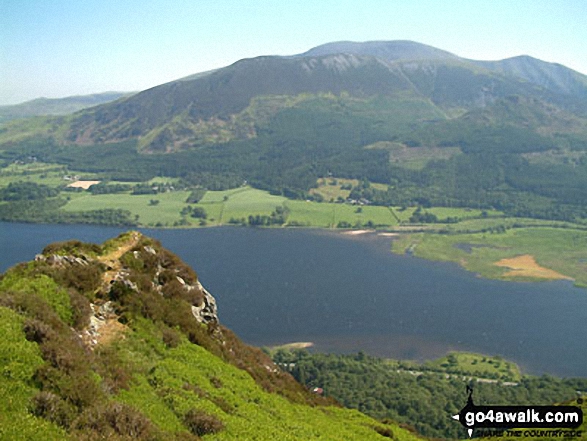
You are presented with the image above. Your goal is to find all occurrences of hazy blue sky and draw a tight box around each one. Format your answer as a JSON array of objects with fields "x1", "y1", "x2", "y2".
[{"x1": 1, "y1": 0, "x2": 586, "y2": 105}]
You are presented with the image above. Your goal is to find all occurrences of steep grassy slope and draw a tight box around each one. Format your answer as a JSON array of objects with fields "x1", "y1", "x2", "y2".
[{"x1": 0, "y1": 232, "x2": 417, "y2": 440}]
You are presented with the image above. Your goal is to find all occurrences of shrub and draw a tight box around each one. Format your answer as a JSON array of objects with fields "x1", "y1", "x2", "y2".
[
  {"x1": 94, "y1": 346, "x2": 132, "y2": 393},
  {"x1": 42, "y1": 240, "x2": 102, "y2": 256},
  {"x1": 35, "y1": 365, "x2": 103, "y2": 409},
  {"x1": 161, "y1": 327, "x2": 181, "y2": 349},
  {"x1": 29, "y1": 391, "x2": 77, "y2": 428},
  {"x1": 0, "y1": 273, "x2": 73, "y2": 324},
  {"x1": 183, "y1": 409, "x2": 224, "y2": 437},
  {"x1": 374, "y1": 425, "x2": 396, "y2": 439},
  {"x1": 209, "y1": 376, "x2": 223, "y2": 389},
  {"x1": 73, "y1": 402, "x2": 156, "y2": 440},
  {"x1": 23, "y1": 318, "x2": 54, "y2": 344},
  {"x1": 69, "y1": 290, "x2": 92, "y2": 330}
]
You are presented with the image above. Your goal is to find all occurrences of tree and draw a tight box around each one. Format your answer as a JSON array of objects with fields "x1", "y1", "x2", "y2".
[{"x1": 190, "y1": 207, "x2": 207, "y2": 219}]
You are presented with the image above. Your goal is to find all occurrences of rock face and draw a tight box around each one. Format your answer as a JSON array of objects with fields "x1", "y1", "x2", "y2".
[{"x1": 191, "y1": 281, "x2": 218, "y2": 324}]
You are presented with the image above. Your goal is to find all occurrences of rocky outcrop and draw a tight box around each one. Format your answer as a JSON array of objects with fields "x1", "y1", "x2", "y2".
[
  {"x1": 36, "y1": 232, "x2": 221, "y2": 349},
  {"x1": 191, "y1": 281, "x2": 218, "y2": 324}
]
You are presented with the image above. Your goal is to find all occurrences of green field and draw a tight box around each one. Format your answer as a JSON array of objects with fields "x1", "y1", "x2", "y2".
[
  {"x1": 0, "y1": 161, "x2": 70, "y2": 188},
  {"x1": 366, "y1": 141, "x2": 463, "y2": 170},
  {"x1": 423, "y1": 352, "x2": 522, "y2": 381},
  {"x1": 62, "y1": 191, "x2": 192, "y2": 226},
  {"x1": 392, "y1": 227, "x2": 587, "y2": 287},
  {"x1": 59, "y1": 186, "x2": 406, "y2": 229}
]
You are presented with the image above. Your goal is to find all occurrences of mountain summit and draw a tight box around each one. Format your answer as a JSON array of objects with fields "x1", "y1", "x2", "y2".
[{"x1": 300, "y1": 40, "x2": 459, "y2": 61}]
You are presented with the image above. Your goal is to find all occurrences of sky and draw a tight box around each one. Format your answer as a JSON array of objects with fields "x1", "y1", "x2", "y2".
[{"x1": 1, "y1": 0, "x2": 586, "y2": 105}]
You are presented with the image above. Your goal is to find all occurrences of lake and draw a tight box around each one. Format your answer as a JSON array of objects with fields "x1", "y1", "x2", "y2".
[{"x1": 1, "y1": 222, "x2": 586, "y2": 377}]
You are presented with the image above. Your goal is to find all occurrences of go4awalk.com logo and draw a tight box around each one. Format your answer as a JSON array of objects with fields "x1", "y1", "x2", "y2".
[{"x1": 452, "y1": 386, "x2": 583, "y2": 438}]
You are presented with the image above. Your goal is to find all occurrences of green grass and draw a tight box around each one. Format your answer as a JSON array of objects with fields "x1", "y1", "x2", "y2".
[
  {"x1": 0, "y1": 162, "x2": 69, "y2": 188},
  {"x1": 198, "y1": 187, "x2": 286, "y2": 224},
  {"x1": 427, "y1": 207, "x2": 502, "y2": 219},
  {"x1": 0, "y1": 307, "x2": 66, "y2": 440},
  {"x1": 221, "y1": 188, "x2": 286, "y2": 220},
  {"x1": 309, "y1": 178, "x2": 359, "y2": 202},
  {"x1": 62, "y1": 191, "x2": 192, "y2": 226},
  {"x1": 197, "y1": 187, "x2": 398, "y2": 228},
  {"x1": 285, "y1": 200, "x2": 336, "y2": 227},
  {"x1": 59, "y1": 185, "x2": 512, "y2": 231},
  {"x1": 392, "y1": 227, "x2": 587, "y2": 287},
  {"x1": 424, "y1": 352, "x2": 522, "y2": 381},
  {"x1": 391, "y1": 206, "x2": 503, "y2": 223},
  {"x1": 285, "y1": 200, "x2": 397, "y2": 228},
  {"x1": 113, "y1": 320, "x2": 419, "y2": 441},
  {"x1": 0, "y1": 271, "x2": 73, "y2": 324}
]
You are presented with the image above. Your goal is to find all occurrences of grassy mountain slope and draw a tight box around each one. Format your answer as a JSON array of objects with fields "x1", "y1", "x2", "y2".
[
  {"x1": 474, "y1": 55, "x2": 587, "y2": 99},
  {"x1": 0, "y1": 232, "x2": 416, "y2": 440},
  {"x1": 301, "y1": 40, "x2": 587, "y2": 102},
  {"x1": 4, "y1": 41, "x2": 587, "y2": 152}
]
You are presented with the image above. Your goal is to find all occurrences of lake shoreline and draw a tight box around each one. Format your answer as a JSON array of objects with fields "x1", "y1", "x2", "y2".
[{"x1": 2, "y1": 222, "x2": 586, "y2": 377}]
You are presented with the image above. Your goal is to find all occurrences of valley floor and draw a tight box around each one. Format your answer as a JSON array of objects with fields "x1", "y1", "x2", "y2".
[{"x1": 2, "y1": 162, "x2": 587, "y2": 289}]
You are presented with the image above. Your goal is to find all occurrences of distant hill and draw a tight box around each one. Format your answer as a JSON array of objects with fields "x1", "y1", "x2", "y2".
[
  {"x1": 473, "y1": 55, "x2": 587, "y2": 98},
  {"x1": 0, "y1": 91, "x2": 133, "y2": 123}
]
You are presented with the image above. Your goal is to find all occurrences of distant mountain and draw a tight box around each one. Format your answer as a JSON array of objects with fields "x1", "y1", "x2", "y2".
[
  {"x1": 300, "y1": 40, "x2": 459, "y2": 61},
  {"x1": 4, "y1": 40, "x2": 585, "y2": 151},
  {"x1": 472, "y1": 55, "x2": 587, "y2": 98},
  {"x1": 0, "y1": 91, "x2": 133, "y2": 123},
  {"x1": 299, "y1": 40, "x2": 587, "y2": 101}
]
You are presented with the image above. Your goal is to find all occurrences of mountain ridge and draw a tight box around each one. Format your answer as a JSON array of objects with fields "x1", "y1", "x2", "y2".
[{"x1": 4, "y1": 40, "x2": 585, "y2": 151}]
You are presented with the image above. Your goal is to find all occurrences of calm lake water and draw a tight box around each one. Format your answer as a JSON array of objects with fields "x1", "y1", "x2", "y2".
[{"x1": 1, "y1": 222, "x2": 586, "y2": 377}]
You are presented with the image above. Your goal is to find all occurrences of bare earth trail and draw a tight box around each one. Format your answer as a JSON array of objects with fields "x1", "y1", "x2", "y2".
[
  {"x1": 97, "y1": 231, "x2": 141, "y2": 288},
  {"x1": 82, "y1": 232, "x2": 141, "y2": 347}
]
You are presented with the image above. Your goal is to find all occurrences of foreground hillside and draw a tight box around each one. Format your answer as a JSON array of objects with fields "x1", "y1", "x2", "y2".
[{"x1": 0, "y1": 232, "x2": 414, "y2": 440}]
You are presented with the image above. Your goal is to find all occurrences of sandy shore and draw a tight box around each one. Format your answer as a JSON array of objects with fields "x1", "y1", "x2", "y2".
[
  {"x1": 67, "y1": 180, "x2": 101, "y2": 189},
  {"x1": 341, "y1": 230, "x2": 399, "y2": 237},
  {"x1": 342, "y1": 229, "x2": 372, "y2": 235},
  {"x1": 273, "y1": 342, "x2": 314, "y2": 350},
  {"x1": 494, "y1": 254, "x2": 572, "y2": 280}
]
